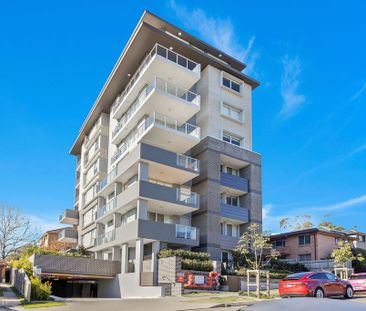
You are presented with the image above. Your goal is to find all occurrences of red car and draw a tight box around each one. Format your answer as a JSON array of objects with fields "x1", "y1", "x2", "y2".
[
  {"x1": 348, "y1": 273, "x2": 366, "y2": 292},
  {"x1": 279, "y1": 272, "x2": 354, "y2": 298}
]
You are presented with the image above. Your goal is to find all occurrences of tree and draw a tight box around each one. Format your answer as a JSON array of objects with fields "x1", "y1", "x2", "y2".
[
  {"x1": 0, "y1": 203, "x2": 40, "y2": 259},
  {"x1": 279, "y1": 215, "x2": 313, "y2": 231},
  {"x1": 235, "y1": 224, "x2": 280, "y2": 270},
  {"x1": 235, "y1": 224, "x2": 280, "y2": 297},
  {"x1": 318, "y1": 214, "x2": 345, "y2": 231},
  {"x1": 331, "y1": 241, "x2": 364, "y2": 268}
]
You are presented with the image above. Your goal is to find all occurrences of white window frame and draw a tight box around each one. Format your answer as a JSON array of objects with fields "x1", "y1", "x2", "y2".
[
  {"x1": 220, "y1": 222, "x2": 240, "y2": 238},
  {"x1": 222, "y1": 131, "x2": 243, "y2": 148},
  {"x1": 221, "y1": 102, "x2": 243, "y2": 123},
  {"x1": 221, "y1": 72, "x2": 243, "y2": 95}
]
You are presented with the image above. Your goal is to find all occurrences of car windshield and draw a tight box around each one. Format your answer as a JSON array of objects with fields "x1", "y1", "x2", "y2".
[
  {"x1": 284, "y1": 272, "x2": 309, "y2": 280},
  {"x1": 350, "y1": 275, "x2": 366, "y2": 280}
]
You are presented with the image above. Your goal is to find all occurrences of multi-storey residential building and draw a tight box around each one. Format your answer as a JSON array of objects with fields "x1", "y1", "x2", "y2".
[{"x1": 59, "y1": 11, "x2": 261, "y2": 296}]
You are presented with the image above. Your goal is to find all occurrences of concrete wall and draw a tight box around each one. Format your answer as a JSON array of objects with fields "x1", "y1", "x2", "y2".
[
  {"x1": 196, "y1": 65, "x2": 253, "y2": 150},
  {"x1": 98, "y1": 277, "x2": 121, "y2": 298}
]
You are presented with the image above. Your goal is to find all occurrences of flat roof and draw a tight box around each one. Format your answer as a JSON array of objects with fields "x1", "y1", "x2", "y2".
[{"x1": 70, "y1": 10, "x2": 260, "y2": 155}]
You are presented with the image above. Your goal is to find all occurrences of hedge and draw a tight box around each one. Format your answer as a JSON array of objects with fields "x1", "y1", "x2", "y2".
[
  {"x1": 181, "y1": 259, "x2": 214, "y2": 272},
  {"x1": 157, "y1": 249, "x2": 211, "y2": 261},
  {"x1": 232, "y1": 268, "x2": 290, "y2": 280}
]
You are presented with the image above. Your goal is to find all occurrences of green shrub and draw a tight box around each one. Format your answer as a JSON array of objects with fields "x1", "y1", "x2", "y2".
[
  {"x1": 10, "y1": 258, "x2": 33, "y2": 276},
  {"x1": 30, "y1": 277, "x2": 52, "y2": 301},
  {"x1": 181, "y1": 259, "x2": 213, "y2": 272},
  {"x1": 158, "y1": 249, "x2": 211, "y2": 261},
  {"x1": 269, "y1": 260, "x2": 308, "y2": 273},
  {"x1": 232, "y1": 268, "x2": 290, "y2": 279}
]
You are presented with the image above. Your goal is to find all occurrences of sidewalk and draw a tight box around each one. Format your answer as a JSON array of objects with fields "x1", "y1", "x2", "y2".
[{"x1": 0, "y1": 283, "x2": 22, "y2": 309}]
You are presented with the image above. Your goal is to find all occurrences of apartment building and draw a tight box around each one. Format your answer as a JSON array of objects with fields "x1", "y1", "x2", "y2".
[
  {"x1": 59, "y1": 11, "x2": 261, "y2": 296},
  {"x1": 270, "y1": 227, "x2": 357, "y2": 262}
]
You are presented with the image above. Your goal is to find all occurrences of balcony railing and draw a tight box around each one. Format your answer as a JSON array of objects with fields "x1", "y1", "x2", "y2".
[
  {"x1": 149, "y1": 112, "x2": 200, "y2": 138},
  {"x1": 112, "y1": 43, "x2": 200, "y2": 115},
  {"x1": 97, "y1": 197, "x2": 117, "y2": 219},
  {"x1": 176, "y1": 224, "x2": 197, "y2": 240},
  {"x1": 176, "y1": 189, "x2": 199, "y2": 206},
  {"x1": 97, "y1": 167, "x2": 118, "y2": 193},
  {"x1": 112, "y1": 77, "x2": 200, "y2": 139},
  {"x1": 95, "y1": 230, "x2": 116, "y2": 246},
  {"x1": 176, "y1": 154, "x2": 199, "y2": 172},
  {"x1": 111, "y1": 112, "x2": 200, "y2": 164}
]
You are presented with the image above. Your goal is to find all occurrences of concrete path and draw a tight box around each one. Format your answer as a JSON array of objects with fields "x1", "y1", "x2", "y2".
[{"x1": 0, "y1": 283, "x2": 21, "y2": 309}]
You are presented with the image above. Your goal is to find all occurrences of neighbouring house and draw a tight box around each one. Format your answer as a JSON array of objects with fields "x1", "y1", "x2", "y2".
[
  {"x1": 38, "y1": 228, "x2": 76, "y2": 251},
  {"x1": 270, "y1": 227, "x2": 357, "y2": 262},
  {"x1": 347, "y1": 230, "x2": 366, "y2": 250}
]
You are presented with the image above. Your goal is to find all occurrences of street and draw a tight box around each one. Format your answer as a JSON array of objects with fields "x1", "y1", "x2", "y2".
[
  {"x1": 245, "y1": 297, "x2": 366, "y2": 311},
  {"x1": 4, "y1": 294, "x2": 366, "y2": 311}
]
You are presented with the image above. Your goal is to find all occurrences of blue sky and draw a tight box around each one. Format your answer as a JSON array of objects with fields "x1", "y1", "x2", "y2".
[{"x1": 0, "y1": 1, "x2": 365, "y2": 233}]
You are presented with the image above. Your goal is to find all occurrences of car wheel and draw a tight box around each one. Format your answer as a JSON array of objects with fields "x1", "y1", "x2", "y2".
[
  {"x1": 344, "y1": 286, "x2": 353, "y2": 299},
  {"x1": 314, "y1": 288, "x2": 324, "y2": 298}
]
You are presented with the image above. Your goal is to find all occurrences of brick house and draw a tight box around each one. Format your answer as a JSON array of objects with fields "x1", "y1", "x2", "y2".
[
  {"x1": 270, "y1": 228, "x2": 357, "y2": 262},
  {"x1": 38, "y1": 228, "x2": 76, "y2": 251}
]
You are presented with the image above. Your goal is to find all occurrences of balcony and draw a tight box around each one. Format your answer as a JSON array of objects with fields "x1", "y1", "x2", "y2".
[
  {"x1": 92, "y1": 219, "x2": 199, "y2": 250},
  {"x1": 175, "y1": 224, "x2": 197, "y2": 240},
  {"x1": 220, "y1": 172, "x2": 249, "y2": 195},
  {"x1": 96, "y1": 197, "x2": 117, "y2": 220},
  {"x1": 58, "y1": 227, "x2": 78, "y2": 244},
  {"x1": 220, "y1": 235, "x2": 240, "y2": 250},
  {"x1": 220, "y1": 203, "x2": 249, "y2": 224},
  {"x1": 111, "y1": 77, "x2": 200, "y2": 145},
  {"x1": 111, "y1": 112, "x2": 200, "y2": 164},
  {"x1": 140, "y1": 181, "x2": 199, "y2": 215},
  {"x1": 112, "y1": 44, "x2": 201, "y2": 120},
  {"x1": 59, "y1": 209, "x2": 79, "y2": 225}
]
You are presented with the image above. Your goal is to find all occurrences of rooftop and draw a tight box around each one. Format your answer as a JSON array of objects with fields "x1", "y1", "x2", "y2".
[{"x1": 70, "y1": 10, "x2": 260, "y2": 155}]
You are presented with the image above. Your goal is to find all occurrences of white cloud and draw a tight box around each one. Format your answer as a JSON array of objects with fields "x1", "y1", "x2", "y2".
[
  {"x1": 312, "y1": 195, "x2": 366, "y2": 212},
  {"x1": 279, "y1": 55, "x2": 305, "y2": 118},
  {"x1": 349, "y1": 143, "x2": 366, "y2": 156},
  {"x1": 169, "y1": 0, "x2": 259, "y2": 75},
  {"x1": 350, "y1": 81, "x2": 366, "y2": 102}
]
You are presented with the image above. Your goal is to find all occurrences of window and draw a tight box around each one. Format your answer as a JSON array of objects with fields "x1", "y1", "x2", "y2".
[
  {"x1": 222, "y1": 132, "x2": 242, "y2": 147},
  {"x1": 298, "y1": 254, "x2": 311, "y2": 261},
  {"x1": 226, "y1": 224, "x2": 233, "y2": 236},
  {"x1": 226, "y1": 167, "x2": 239, "y2": 176},
  {"x1": 221, "y1": 222, "x2": 240, "y2": 238},
  {"x1": 308, "y1": 273, "x2": 328, "y2": 280},
  {"x1": 222, "y1": 76, "x2": 241, "y2": 93},
  {"x1": 272, "y1": 240, "x2": 285, "y2": 247},
  {"x1": 226, "y1": 195, "x2": 239, "y2": 206},
  {"x1": 299, "y1": 235, "x2": 311, "y2": 245},
  {"x1": 221, "y1": 103, "x2": 242, "y2": 122},
  {"x1": 358, "y1": 235, "x2": 366, "y2": 242}
]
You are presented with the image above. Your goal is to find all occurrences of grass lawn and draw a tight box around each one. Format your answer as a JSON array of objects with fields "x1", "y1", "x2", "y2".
[
  {"x1": 0, "y1": 287, "x2": 3, "y2": 297},
  {"x1": 10, "y1": 286, "x2": 65, "y2": 309},
  {"x1": 21, "y1": 301, "x2": 66, "y2": 309}
]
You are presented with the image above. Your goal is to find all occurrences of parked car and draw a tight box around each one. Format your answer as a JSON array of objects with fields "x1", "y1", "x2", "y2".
[
  {"x1": 348, "y1": 273, "x2": 366, "y2": 292},
  {"x1": 279, "y1": 272, "x2": 354, "y2": 298}
]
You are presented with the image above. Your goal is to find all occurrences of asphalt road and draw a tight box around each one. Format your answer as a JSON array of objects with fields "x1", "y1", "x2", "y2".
[{"x1": 245, "y1": 297, "x2": 366, "y2": 311}]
